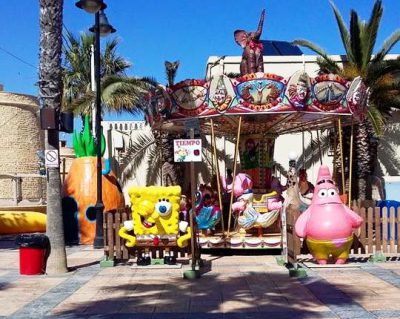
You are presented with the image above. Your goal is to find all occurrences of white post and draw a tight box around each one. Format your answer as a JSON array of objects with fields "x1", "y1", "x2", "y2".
[{"x1": 91, "y1": 44, "x2": 96, "y2": 136}]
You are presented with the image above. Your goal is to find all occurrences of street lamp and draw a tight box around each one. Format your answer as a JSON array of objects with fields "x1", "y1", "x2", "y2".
[{"x1": 76, "y1": 0, "x2": 116, "y2": 248}]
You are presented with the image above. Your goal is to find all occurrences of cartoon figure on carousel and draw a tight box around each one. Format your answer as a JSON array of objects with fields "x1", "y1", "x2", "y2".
[
  {"x1": 295, "y1": 165, "x2": 363, "y2": 264},
  {"x1": 195, "y1": 185, "x2": 221, "y2": 235},
  {"x1": 287, "y1": 72, "x2": 310, "y2": 109},
  {"x1": 119, "y1": 186, "x2": 191, "y2": 266}
]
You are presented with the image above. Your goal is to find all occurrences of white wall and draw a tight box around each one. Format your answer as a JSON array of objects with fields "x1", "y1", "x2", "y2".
[
  {"x1": 102, "y1": 120, "x2": 153, "y2": 203},
  {"x1": 206, "y1": 54, "x2": 400, "y2": 185}
]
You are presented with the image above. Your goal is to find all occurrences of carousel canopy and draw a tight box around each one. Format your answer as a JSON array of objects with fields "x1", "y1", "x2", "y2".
[{"x1": 146, "y1": 70, "x2": 369, "y2": 137}]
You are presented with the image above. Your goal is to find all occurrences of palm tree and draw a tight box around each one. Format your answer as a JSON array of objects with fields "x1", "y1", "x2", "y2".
[
  {"x1": 293, "y1": 0, "x2": 400, "y2": 200},
  {"x1": 62, "y1": 31, "x2": 157, "y2": 120},
  {"x1": 39, "y1": 0, "x2": 68, "y2": 274},
  {"x1": 119, "y1": 61, "x2": 199, "y2": 193},
  {"x1": 118, "y1": 127, "x2": 232, "y2": 190}
]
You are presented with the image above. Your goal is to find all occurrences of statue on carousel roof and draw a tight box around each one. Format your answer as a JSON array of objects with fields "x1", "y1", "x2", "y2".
[{"x1": 234, "y1": 9, "x2": 265, "y2": 76}]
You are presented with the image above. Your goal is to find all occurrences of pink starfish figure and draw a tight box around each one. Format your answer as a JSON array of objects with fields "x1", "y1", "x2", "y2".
[{"x1": 295, "y1": 165, "x2": 363, "y2": 264}]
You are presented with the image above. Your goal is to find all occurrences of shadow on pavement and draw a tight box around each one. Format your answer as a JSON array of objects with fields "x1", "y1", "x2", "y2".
[{"x1": 50, "y1": 263, "x2": 366, "y2": 319}]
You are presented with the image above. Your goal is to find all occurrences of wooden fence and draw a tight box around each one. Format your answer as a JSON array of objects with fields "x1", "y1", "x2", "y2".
[
  {"x1": 286, "y1": 201, "x2": 400, "y2": 265},
  {"x1": 103, "y1": 208, "x2": 190, "y2": 262},
  {"x1": 105, "y1": 201, "x2": 400, "y2": 264}
]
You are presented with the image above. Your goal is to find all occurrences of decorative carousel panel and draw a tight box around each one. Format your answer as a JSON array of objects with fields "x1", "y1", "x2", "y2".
[
  {"x1": 285, "y1": 70, "x2": 311, "y2": 110},
  {"x1": 208, "y1": 75, "x2": 236, "y2": 114},
  {"x1": 311, "y1": 74, "x2": 348, "y2": 112},
  {"x1": 170, "y1": 79, "x2": 209, "y2": 117},
  {"x1": 150, "y1": 86, "x2": 173, "y2": 119},
  {"x1": 346, "y1": 76, "x2": 369, "y2": 122},
  {"x1": 232, "y1": 72, "x2": 285, "y2": 111}
]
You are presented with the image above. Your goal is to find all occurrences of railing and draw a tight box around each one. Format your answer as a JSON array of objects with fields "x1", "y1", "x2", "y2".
[
  {"x1": 104, "y1": 207, "x2": 190, "y2": 262},
  {"x1": 0, "y1": 173, "x2": 46, "y2": 206},
  {"x1": 286, "y1": 200, "x2": 400, "y2": 265}
]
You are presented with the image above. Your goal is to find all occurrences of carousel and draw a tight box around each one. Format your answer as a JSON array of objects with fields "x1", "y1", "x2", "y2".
[
  {"x1": 118, "y1": 9, "x2": 369, "y2": 257},
  {"x1": 143, "y1": 65, "x2": 369, "y2": 251}
]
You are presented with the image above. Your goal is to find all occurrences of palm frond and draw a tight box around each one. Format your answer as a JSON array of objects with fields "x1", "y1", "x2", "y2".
[
  {"x1": 349, "y1": 10, "x2": 363, "y2": 71},
  {"x1": 382, "y1": 121, "x2": 400, "y2": 144},
  {"x1": 377, "y1": 140, "x2": 400, "y2": 175},
  {"x1": 146, "y1": 146, "x2": 162, "y2": 185},
  {"x1": 329, "y1": 0, "x2": 354, "y2": 62},
  {"x1": 292, "y1": 39, "x2": 340, "y2": 74},
  {"x1": 102, "y1": 37, "x2": 132, "y2": 76},
  {"x1": 373, "y1": 30, "x2": 400, "y2": 63},
  {"x1": 200, "y1": 136, "x2": 233, "y2": 167},
  {"x1": 296, "y1": 132, "x2": 331, "y2": 170},
  {"x1": 69, "y1": 91, "x2": 94, "y2": 116},
  {"x1": 316, "y1": 57, "x2": 342, "y2": 75},
  {"x1": 119, "y1": 132, "x2": 157, "y2": 185},
  {"x1": 366, "y1": 59, "x2": 400, "y2": 84},
  {"x1": 367, "y1": 105, "x2": 385, "y2": 137},
  {"x1": 362, "y1": 0, "x2": 383, "y2": 67},
  {"x1": 120, "y1": 132, "x2": 156, "y2": 168}
]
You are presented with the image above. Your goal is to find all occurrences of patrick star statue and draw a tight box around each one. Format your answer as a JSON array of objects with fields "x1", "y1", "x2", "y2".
[{"x1": 295, "y1": 165, "x2": 363, "y2": 264}]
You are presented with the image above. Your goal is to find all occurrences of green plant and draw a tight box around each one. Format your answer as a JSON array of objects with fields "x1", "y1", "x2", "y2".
[{"x1": 72, "y1": 115, "x2": 105, "y2": 157}]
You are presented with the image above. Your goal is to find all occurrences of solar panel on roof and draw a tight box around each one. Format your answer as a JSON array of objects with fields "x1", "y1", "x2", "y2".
[
  {"x1": 261, "y1": 40, "x2": 303, "y2": 56},
  {"x1": 263, "y1": 41, "x2": 281, "y2": 55}
]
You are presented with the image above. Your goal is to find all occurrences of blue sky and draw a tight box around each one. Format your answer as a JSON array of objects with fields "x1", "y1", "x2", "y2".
[{"x1": 1, "y1": 0, "x2": 399, "y2": 123}]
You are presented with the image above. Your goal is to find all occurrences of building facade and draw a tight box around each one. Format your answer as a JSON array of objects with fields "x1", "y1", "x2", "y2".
[{"x1": 0, "y1": 90, "x2": 46, "y2": 205}]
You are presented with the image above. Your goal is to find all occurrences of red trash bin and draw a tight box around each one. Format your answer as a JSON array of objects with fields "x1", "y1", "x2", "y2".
[{"x1": 16, "y1": 234, "x2": 50, "y2": 275}]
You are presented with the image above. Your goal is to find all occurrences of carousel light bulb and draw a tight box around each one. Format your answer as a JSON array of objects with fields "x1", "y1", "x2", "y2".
[{"x1": 288, "y1": 151, "x2": 298, "y2": 161}]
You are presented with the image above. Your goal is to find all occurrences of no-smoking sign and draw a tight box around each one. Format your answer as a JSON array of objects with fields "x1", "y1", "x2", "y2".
[{"x1": 45, "y1": 149, "x2": 59, "y2": 168}]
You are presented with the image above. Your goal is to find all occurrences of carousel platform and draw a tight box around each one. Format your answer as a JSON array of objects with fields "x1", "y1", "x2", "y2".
[{"x1": 198, "y1": 231, "x2": 282, "y2": 249}]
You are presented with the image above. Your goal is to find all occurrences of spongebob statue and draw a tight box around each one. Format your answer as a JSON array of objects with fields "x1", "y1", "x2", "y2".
[{"x1": 118, "y1": 186, "x2": 191, "y2": 266}]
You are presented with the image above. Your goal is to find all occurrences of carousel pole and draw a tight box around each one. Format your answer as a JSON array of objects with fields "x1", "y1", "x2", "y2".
[
  {"x1": 302, "y1": 131, "x2": 305, "y2": 168},
  {"x1": 348, "y1": 119, "x2": 354, "y2": 207},
  {"x1": 338, "y1": 118, "x2": 346, "y2": 196},
  {"x1": 332, "y1": 121, "x2": 338, "y2": 180},
  {"x1": 160, "y1": 128, "x2": 163, "y2": 186},
  {"x1": 184, "y1": 127, "x2": 201, "y2": 279},
  {"x1": 316, "y1": 129, "x2": 323, "y2": 165},
  {"x1": 210, "y1": 119, "x2": 225, "y2": 234},
  {"x1": 227, "y1": 116, "x2": 242, "y2": 237}
]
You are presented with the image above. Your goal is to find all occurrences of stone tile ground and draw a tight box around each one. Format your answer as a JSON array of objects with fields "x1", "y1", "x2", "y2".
[{"x1": 0, "y1": 238, "x2": 400, "y2": 318}]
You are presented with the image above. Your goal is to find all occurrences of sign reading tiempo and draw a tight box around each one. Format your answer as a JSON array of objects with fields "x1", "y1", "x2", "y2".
[{"x1": 173, "y1": 139, "x2": 202, "y2": 162}]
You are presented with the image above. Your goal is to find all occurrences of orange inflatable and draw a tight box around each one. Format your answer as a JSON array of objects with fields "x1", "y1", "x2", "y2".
[{"x1": 62, "y1": 157, "x2": 125, "y2": 244}]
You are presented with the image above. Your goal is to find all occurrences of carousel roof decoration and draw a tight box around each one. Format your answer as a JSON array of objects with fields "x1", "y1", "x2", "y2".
[
  {"x1": 146, "y1": 9, "x2": 369, "y2": 136},
  {"x1": 147, "y1": 70, "x2": 369, "y2": 137}
]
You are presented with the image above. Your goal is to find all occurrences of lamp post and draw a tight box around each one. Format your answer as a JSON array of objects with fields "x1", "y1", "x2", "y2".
[{"x1": 76, "y1": 0, "x2": 116, "y2": 248}]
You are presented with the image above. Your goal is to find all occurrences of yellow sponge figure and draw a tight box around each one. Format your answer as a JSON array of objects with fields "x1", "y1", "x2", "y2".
[{"x1": 119, "y1": 186, "x2": 191, "y2": 248}]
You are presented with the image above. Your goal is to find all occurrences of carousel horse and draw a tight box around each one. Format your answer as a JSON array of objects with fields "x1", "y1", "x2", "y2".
[
  {"x1": 233, "y1": 191, "x2": 282, "y2": 231},
  {"x1": 284, "y1": 166, "x2": 312, "y2": 212}
]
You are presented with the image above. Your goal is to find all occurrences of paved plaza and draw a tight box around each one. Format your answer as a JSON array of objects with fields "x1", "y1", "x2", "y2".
[{"x1": 1, "y1": 238, "x2": 400, "y2": 318}]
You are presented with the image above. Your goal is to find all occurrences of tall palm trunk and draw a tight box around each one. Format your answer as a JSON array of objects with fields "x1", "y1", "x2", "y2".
[
  {"x1": 353, "y1": 121, "x2": 379, "y2": 200},
  {"x1": 39, "y1": 0, "x2": 67, "y2": 274},
  {"x1": 333, "y1": 121, "x2": 378, "y2": 201}
]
